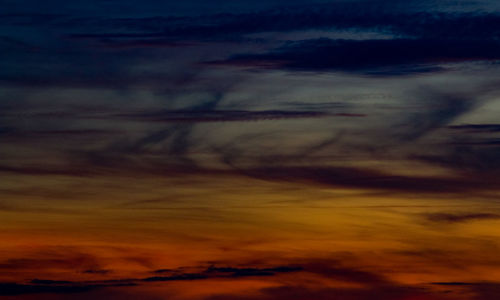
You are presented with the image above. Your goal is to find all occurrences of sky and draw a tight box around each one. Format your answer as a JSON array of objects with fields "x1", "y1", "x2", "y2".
[{"x1": 2, "y1": 0, "x2": 500, "y2": 299}]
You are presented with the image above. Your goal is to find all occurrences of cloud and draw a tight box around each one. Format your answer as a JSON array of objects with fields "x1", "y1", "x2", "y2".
[
  {"x1": 0, "y1": 164, "x2": 97, "y2": 177},
  {"x1": 415, "y1": 142, "x2": 500, "y2": 174},
  {"x1": 0, "y1": 281, "x2": 135, "y2": 296},
  {"x1": 82, "y1": 269, "x2": 112, "y2": 275},
  {"x1": 432, "y1": 282, "x2": 500, "y2": 300},
  {"x1": 113, "y1": 109, "x2": 334, "y2": 123},
  {"x1": 0, "y1": 283, "x2": 97, "y2": 296},
  {"x1": 206, "y1": 285, "x2": 446, "y2": 300},
  {"x1": 424, "y1": 213, "x2": 500, "y2": 223},
  {"x1": 141, "y1": 273, "x2": 208, "y2": 282},
  {"x1": 2, "y1": 255, "x2": 496, "y2": 298},
  {"x1": 392, "y1": 88, "x2": 478, "y2": 142},
  {"x1": 0, "y1": 251, "x2": 102, "y2": 272},
  {"x1": 0, "y1": 129, "x2": 120, "y2": 142},
  {"x1": 447, "y1": 124, "x2": 500, "y2": 133},
  {"x1": 239, "y1": 166, "x2": 496, "y2": 194},
  {"x1": 297, "y1": 260, "x2": 388, "y2": 284},
  {"x1": 0, "y1": 264, "x2": 302, "y2": 296},
  {"x1": 204, "y1": 266, "x2": 302, "y2": 277},
  {"x1": 143, "y1": 265, "x2": 302, "y2": 282},
  {"x1": 65, "y1": 9, "x2": 500, "y2": 42},
  {"x1": 213, "y1": 38, "x2": 500, "y2": 75},
  {"x1": 1, "y1": 160, "x2": 498, "y2": 195},
  {"x1": 30, "y1": 280, "x2": 73, "y2": 285}
]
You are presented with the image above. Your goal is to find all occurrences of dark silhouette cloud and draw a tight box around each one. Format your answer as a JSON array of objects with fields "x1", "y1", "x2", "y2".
[
  {"x1": 448, "y1": 124, "x2": 500, "y2": 133},
  {"x1": 432, "y1": 282, "x2": 500, "y2": 300},
  {"x1": 415, "y1": 143, "x2": 500, "y2": 174},
  {"x1": 297, "y1": 260, "x2": 388, "y2": 284},
  {"x1": 432, "y1": 281, "x2": 475, "y2": 286},
  {"x1": 114, "y1": 109, "x2": 333, "y2": 123},
  {"x1": 0, "y1": 264, "x2": 303, "y2": 295},
  {"x1": 0, "y1": 283, "x2": 96, "y2": 296},
  {"x1": 144, "y1": 265, "x2": 302, "y2": 282},
  {"x1": 1, "y1": 161, "x2": 499, "y2": 195},
  {"x1": 424, "y1": 213, "x2": 500, "y2": 223},
  {"x1": 206, "y1": 285, "x2": 443, "y2": 300},
  {"x1": 141, "y1": 273, "x2": 208, "y2": 282},
  {"x1": 240, "y1": 166, "x2": 497, "y2": 194},
  {"x1": 82, "y1": 269, "x2": 112, "y2": 275},
  {"x1": 30, "y1": 280, "x2": 73, "y2": 285},
  {"x1": 215, "y1": 38, "x2": 500, "y2": 74},
  {"x1": 204, "y1": 265, "x2": 302, "y2": 277},
  {"x1": 66, "y1": 9, "x2": 500, "y2": 41}
]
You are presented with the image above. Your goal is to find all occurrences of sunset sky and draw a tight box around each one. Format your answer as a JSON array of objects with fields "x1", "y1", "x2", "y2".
[{"x1": 2, "y1": 1, "x2": 500, "y2": 299}]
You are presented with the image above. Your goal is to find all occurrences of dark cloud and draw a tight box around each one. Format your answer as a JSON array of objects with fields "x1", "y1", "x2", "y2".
[
  {"x1": 0, "y1": 283, "x2": 96, "y2": 296},
  {"x1": 424, "y1": 213, "x2": 500, "y2": 223},
  {"x1": 30, "y1": 280, "x2": 73, "y2": 285},
  {"x1": 113, "y1": 109, "x2": 335, "y2": 123},
  {"x1": 3, "y1": 255, "x2": 497, "y2": 298},
  {"x1": 3, "y1": 4, "x2": 500, "y2": 92},
  {"x1": 0, "y1": 264, "x2": 302, "y2": 296},
  {"x1": 448, "y1": 124, "x2": 500, "y2": 133},
  {"x1": 0, "y1": 164, "x2": 97, "y2": 177},
  {"x1": 432, "y1": 282, "x2": 500, "y2": 300},
  {"x1": 0, "y1": 262, "x2": 418, "y2": 297},
  {"x1": 206, "y1": 285, "x2": 441, "y2": 300},
  {"x1": 66, "y1": 9, "x2": 500, "y2": 41},
  {"x1": 215, "y1": 38, "x2": 500, "y2": 75},
  {"x1": 449, "y1": 139, "x2": 500, "y2": 146},
  {"x1": 432, "y1": 281, "x2": 475, "y2": 286},
  {"x1": 415, "y1": 143, "x2": 500, "y2": 174},
  {"x1": 141, "y1": 273, "x2": 208, "y2": 282},
  {"x1": 95, "y1": 39, "x2": 200, "y2": 49},
  {"x1": 143, "y1": 265, "x2": 302, "y2": 281},
  {"x1": 239, "y1": 166, "x2": 497, "y2": 194},
  {"x1": 0, "y1": 281, "x2": 136, "y2": 296},
  {"x1": 0, "y1": 129, "x2": 120, "y2": 142},
  {"x1": 151, "y1": 268, "x2": 175, "y2": 274},
  {"x1": 462, "y1": 282, "x2": 500, "y2": 300},
  {"x1": 204, "y1": 265, "x2": 302, "y2": 277},
  {"x1": 82, "y1": 269, "x2": 112, "y2": 275},
  {"x1": 1, "y1": 161, "x2": 498, "y2": 195},
  {"x1": 297, "y1": 260, "x2": 388, "y2": 284},
  {"x1": 202, "y1": 260, "x2": 494, "y2": 300}
]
